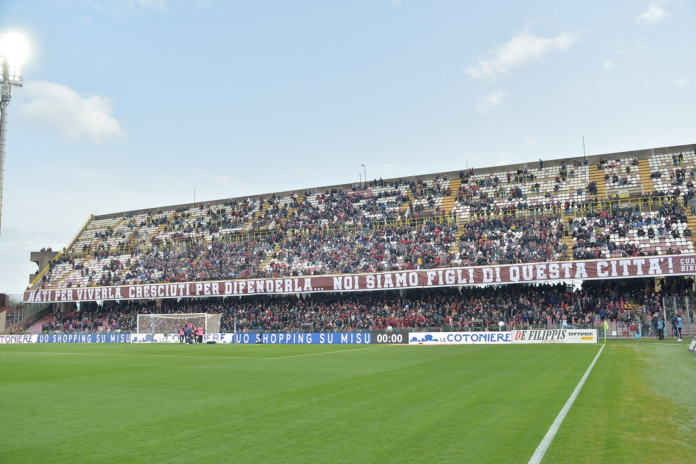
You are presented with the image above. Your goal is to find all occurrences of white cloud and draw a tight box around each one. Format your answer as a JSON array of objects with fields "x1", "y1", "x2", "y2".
[
  {"x1": 636, "y1": 5, "x2": 668, "y2": 24},
  {"x1": 215, "y1": 175, "x2": 243, "y2": 185},
  {"x1": 20, "y1": 81, "x2": 124, "y2": 144},
  {"x1": 526, "y1": 136, "x2": 538, "y2": 145},
  {"x1": 603, "y1": 60, "x2": 613, "y2": 69},
  {"x1": 380, "y1": 163, "x2": 397, "y2": 173},
  {"x1": 476, "y1": 90, "x2": 506, "y2": 115},
  {"x1": 672, "y1": 77, "x2": 688, "y2": 87},
  {"x1": 465, "y1": 29, "x2": 577, "y2": 80}
]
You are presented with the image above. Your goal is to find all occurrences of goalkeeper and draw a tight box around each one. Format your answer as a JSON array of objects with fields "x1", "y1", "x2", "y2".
[{"x1": 184, "y1": 325, "x2": 193, "y2": 344}]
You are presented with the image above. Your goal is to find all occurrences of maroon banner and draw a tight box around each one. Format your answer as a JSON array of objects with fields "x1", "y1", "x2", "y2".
[{"x1": 23, "y1": 255, "x2": 696, "y2": 304}]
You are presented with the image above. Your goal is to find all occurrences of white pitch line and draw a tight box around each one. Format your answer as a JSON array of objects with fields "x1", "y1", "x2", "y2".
[
  {"x1": 529, "y1": 344, "x2": 605, "y2": 464},
  {"x1": 266, "y1": 345, "x2": 387, "y2": 359},
  {"x1": 610, "y1": 343, "x2": 683, "y2": 346}
]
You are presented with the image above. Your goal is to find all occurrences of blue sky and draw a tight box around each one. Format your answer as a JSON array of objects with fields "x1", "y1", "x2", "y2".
[{"x1": 0, "y1": 0, "x2": 694, "y2": 294}]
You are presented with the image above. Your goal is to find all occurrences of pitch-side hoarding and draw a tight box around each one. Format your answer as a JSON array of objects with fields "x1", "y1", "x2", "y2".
[
  {"x1": 511, "y1": 329, "x2": 598, "y2": 344},
  {"x1": 408, "y1": 332, "x2": 512, "y2": 345}
]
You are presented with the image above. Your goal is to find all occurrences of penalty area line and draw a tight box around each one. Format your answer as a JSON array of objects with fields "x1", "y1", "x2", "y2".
[{"x1": 528, "y1": 344, "x2": 605, "y2": 464}]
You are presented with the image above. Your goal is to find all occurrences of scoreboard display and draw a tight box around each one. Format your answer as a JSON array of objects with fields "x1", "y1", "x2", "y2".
[{"x1": 372, "y1": 331, "x2": 409, "y2": 344}]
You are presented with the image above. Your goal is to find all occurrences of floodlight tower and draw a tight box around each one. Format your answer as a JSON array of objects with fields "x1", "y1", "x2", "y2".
[{"x1": 0, "y1": 33, "x2": 27, "y2": 239}]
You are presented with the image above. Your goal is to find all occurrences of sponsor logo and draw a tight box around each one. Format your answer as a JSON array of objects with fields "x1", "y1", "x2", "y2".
[
  {"x1": 410, "y1": 334, "x2": 441, "y2": 343},
  {"x1": 511, "y1": 329, "x2": 597, "y2": 344},
  {"x1": 409, "y1": 332, "x2": 511, "y2": 344}
]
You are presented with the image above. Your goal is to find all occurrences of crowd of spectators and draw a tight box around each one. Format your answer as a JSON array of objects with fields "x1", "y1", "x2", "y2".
[
  {"x1": 571, "y1": 201, "x2": 691, "y2": 259},
  {"x1": 32, "y1": 278, "x2": 693, "y2": 335},
  {"x1": 456, "y1": 215, "x2": 567, "y2": 265},
  {"x1": 34, "y1": 151, "x2": 696, "y2": 293}
]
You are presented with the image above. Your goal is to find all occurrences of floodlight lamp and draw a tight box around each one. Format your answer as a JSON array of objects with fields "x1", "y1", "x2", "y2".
[{"x1": 1, "y1": 33, "x2": 29, "y2": 77}]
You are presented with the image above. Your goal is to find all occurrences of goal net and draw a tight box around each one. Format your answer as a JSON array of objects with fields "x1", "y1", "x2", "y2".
[{"x1": 135, "y1": 313, "x2": 221, "y2": 343}]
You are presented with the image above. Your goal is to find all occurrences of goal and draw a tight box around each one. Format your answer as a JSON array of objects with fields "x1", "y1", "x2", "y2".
[{"x1": 135, "y1": 313, "x2": 221, "y2": 343}]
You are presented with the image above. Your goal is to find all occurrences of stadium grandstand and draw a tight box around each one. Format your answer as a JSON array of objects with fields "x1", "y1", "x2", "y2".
[
  {"x1": 27, "y1": 143, "x2": 696, "y2": 289},
  {"x1": 3, "y1": 143, "x2": 694, "y2": 339}
]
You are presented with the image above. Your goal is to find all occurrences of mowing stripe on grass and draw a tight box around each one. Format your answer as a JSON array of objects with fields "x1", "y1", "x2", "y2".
[
  {"x1": 0, "y1": 345, "x2": 384, "y2": 360},
  {"x1": 267, "y1": 345, "x2": 387, "y2": 359},
  {"x1": 529, "y1": 344, "x2": 605, "y2": 464}
]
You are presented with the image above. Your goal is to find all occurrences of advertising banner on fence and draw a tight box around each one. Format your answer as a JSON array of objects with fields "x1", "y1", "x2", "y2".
[
  {"x1": 232, "y1": 332, "x2": 372, "y2": 344},
  {"x1": 0, "y1": 334, "x2": 132, "y2": 344},
  {"x1": 408, "y1": 332, "x2": 512, "y2": 345},
  {"x1": 23, "y1": 255, "x2": 696, "y2": 304},
  {"x1": 511, "y1": 329, "x2": 598, "y2": 344}
]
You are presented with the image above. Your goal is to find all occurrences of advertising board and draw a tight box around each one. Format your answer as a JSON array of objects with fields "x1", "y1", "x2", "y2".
[
  {"x1": 408, "y1": 332, "x2": 512, "y2": 345},
  {"x1": 511, "y1": 329, "x2": 597, "y2": 344},
  {"x1": 0, "y1": 334, "x2": 132, "y2": 344}
]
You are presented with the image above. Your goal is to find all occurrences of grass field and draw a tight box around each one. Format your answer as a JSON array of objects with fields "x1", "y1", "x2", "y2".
[{"x1": 1, "y1": 340, "x2": 694, "y2": 463}]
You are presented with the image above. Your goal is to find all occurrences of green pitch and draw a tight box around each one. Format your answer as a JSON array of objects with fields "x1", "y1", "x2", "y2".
[{"x1": 0, "y1": 341, "x2": 694, "y2": 463}]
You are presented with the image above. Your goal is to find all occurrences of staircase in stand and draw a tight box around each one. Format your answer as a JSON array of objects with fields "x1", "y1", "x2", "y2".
[
  {"x1": 440, "y1": 179, "x2": 461, "y2": 217},
  {"x1": 686, "y1": 213, "x2": 696, "y2": 249},
  {"x1": 258, "y1": 243, "x2": 280, "y2": 272},
  {"x1": 400, "y1": 188, "x2": 414, "y2": 215},
  {"x1": 588, "y1": 165, "x2": 608, "y2": 199},
  {"x1": 561, "y1": 234, "x2": 574, "y2": 261},
  {"x1": 637, "y1": 159, "x2": 654, "y2": 195}
]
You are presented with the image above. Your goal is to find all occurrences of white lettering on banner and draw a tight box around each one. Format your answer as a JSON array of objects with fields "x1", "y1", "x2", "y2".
[
  {"x1": 562, "y1": 263, "x2": 572, "y2": 279},
  {"x1": 549, "y1": 264, "x2": 559, "y2": 279},
  {"x1": 536, "y1": 264, "x2": 547, "y2": 280},
  {"x1": 575, "y1": 263, "x2": 588, "y2": 279},
  {"x1": 597, "y1": 261, "x2": 608, "y2": 277},
  {"x1": 522, "y1": 265, "x2": 533, "y2": 281},
  {"x1": 426, "y1": 271, "x2": 436, "y2": 286},
  {"x1": 396, "y1": 272, "x2": 407, "y2": 287},
  {"x1": 634, "y1": 258, "x2": 646, "y2": 275},
  {"x1": 23, "y1": 254, "x2": 696, "y2": 303},
  {"x1": 457, "y1": 269, "x2": 467, "y2": 284},
  {"x1": 510, "y1": 266, "x2": 520, "y2": 282},
  {"x1": 648, "y1": 258, "x2": 662, "y2": 275}
]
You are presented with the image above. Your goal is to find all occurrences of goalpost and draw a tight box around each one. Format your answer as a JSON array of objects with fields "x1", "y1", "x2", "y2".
[{"x1": 135, "y1": 313, "x2": 221, "y2": 343}]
